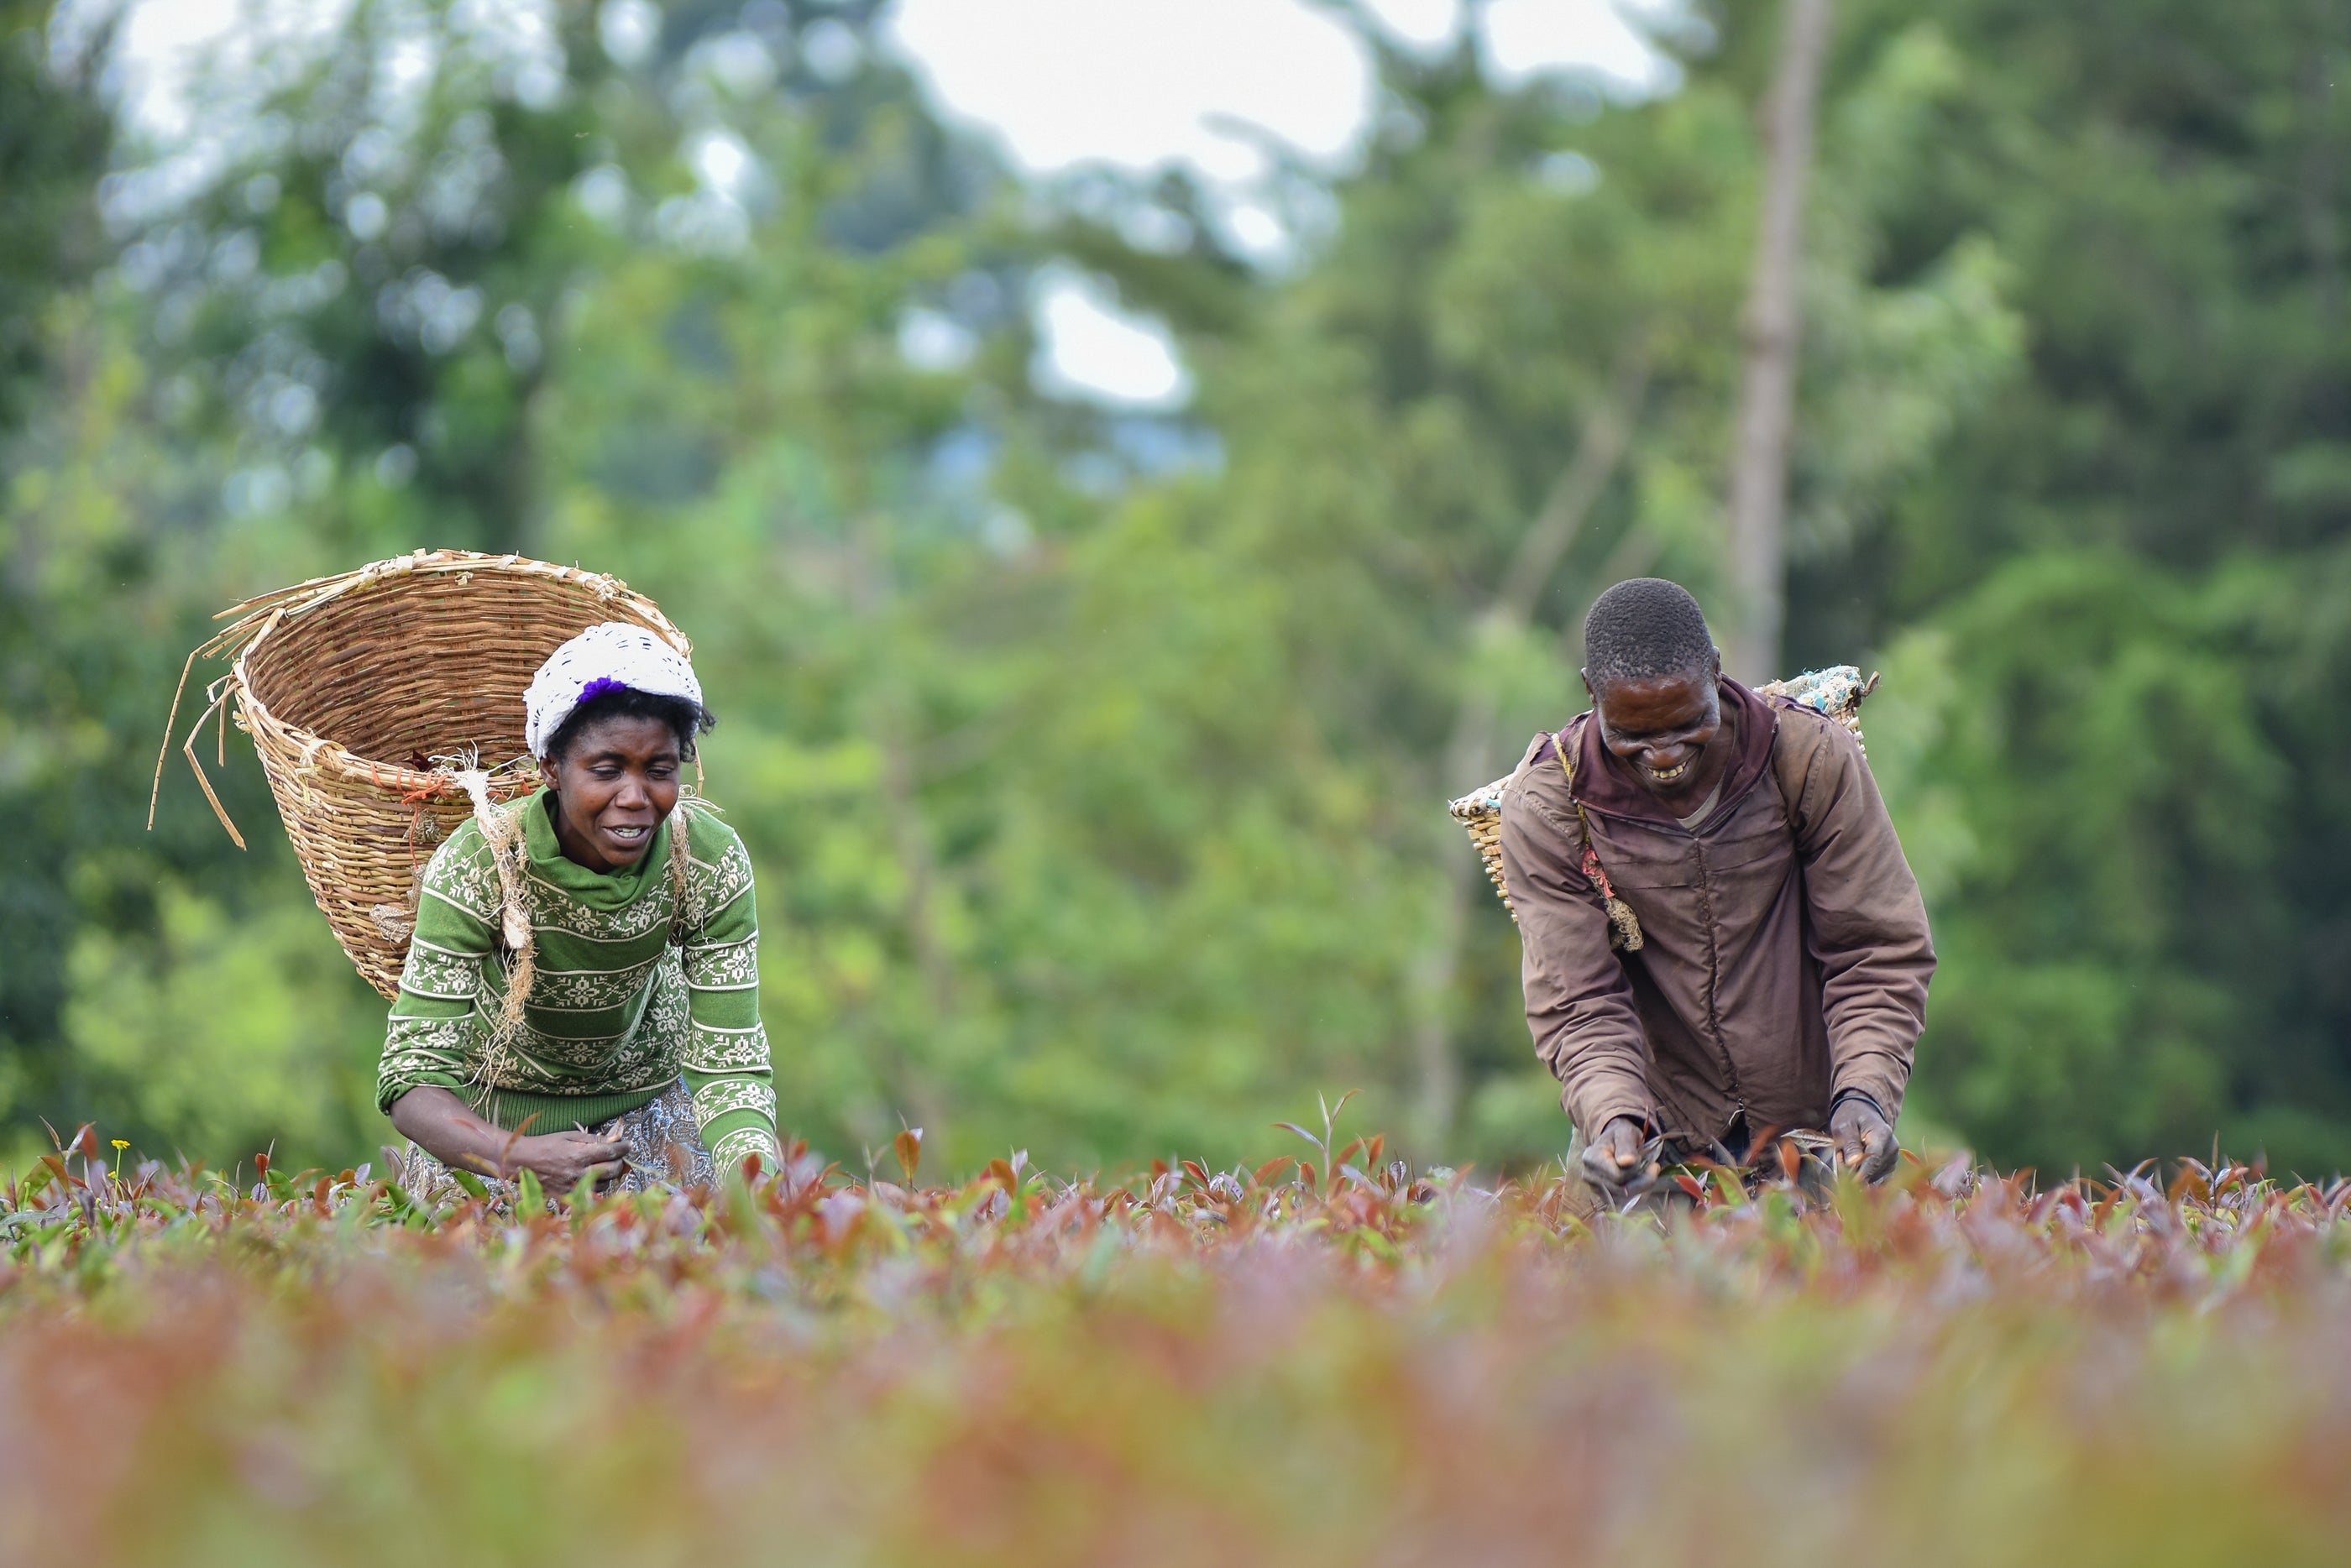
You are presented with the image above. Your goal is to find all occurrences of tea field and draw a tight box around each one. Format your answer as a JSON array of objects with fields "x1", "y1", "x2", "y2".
[{"x1": 5, "y1": 1118, "x2": 2349, "y2": 1567}]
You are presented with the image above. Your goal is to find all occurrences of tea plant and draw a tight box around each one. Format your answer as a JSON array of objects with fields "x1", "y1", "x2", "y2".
[{"x1": 5, "y1": 1122, "x2": 2350, "y2": 1567}]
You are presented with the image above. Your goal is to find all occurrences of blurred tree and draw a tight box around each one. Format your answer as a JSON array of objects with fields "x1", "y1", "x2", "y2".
[
  {"x1": 8, "y1": 0, "x2": 2350, "y2": 1180},
  {"x1": 1071, "y1": 10, "x2": 2015, "y2": 1156},
  {"x1": 8, "y1": 0, "x2": 1037, "y2": 1168},
  {"x1": 1791, "y1": 0, "x2": 2351, "y2": 1172},
  {"x1": 0, "y1": 0, "x2": 139, "y2": 1147},
  {"x1": 0, "y1": 0, "x2": 110, "y2": 428},
  {"x1": 1723, "y1": 0, "x2": 1833, "y2": 680}
]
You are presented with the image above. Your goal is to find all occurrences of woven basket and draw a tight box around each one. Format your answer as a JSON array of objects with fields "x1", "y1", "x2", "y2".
[
  {"x1": 1449, "y1": 666, "x2": 1879, "y2": 919},
  {"x1": 151, "y1": 550, "x2": 693, "y2": 1000}
]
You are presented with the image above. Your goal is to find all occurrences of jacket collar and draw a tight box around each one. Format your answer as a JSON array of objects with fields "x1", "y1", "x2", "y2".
[{"x1": 1569, "y1": 677, "x2": 1779, "y2": 827}]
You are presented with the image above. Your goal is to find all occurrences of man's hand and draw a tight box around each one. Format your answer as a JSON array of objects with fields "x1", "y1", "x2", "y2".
[
  {"x1": 1579, "y1": 1116, "x2": 1651, "y2": 1195},
  {"x1": 1829, "y1": 1097, "x2": 1899, "y2": 1182}
]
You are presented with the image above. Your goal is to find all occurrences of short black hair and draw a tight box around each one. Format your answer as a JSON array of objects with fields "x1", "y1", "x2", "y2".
[
  {"x1": 1583, "y1": 578, "x2": 1718, "y2": 691},
  {"x1": 544, "y1": 686, "x2": 716, "y2": 764}
]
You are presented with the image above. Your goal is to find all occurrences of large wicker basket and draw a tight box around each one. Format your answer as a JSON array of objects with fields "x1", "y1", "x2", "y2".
[{"x1": 151, "y1": 550, "x2": 693, "y2": 999}]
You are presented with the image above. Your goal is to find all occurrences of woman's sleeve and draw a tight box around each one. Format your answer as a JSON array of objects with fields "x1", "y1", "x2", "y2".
[
  {"x1": 376, "y1": 832, "x2": 497, "y2": 1115},
  {"x1": 678, "y1": 819, "x2": 782, "y2": 1173}
]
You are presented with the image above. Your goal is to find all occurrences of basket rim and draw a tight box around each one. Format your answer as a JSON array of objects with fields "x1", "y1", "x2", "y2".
[{"x1": 228, "y1": 549, "x2": 688, "y2": 801}]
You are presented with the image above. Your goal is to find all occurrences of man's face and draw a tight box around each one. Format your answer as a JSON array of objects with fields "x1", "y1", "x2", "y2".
[{"x1": 1585, "y1": 662, "x2": 1723, "y2": 798}]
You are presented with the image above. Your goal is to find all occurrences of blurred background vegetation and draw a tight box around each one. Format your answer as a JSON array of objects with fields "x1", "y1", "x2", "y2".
[{"x1": 3, "y1": 0, "x2": 2347, "y2": 1179}]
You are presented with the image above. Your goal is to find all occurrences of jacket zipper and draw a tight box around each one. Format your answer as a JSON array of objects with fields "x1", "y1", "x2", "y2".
[
  {"x1": 1572, "y1": 737, "x2": 1762, "y2": 1137},
  {"x1": 1688, "y1": 833, "x2": 1747, "y2": 1127}
]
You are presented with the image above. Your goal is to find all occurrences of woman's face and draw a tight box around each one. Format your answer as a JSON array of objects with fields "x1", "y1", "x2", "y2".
[{"x1": 543, "y1": 713, "x2": 683, "y2": 871}]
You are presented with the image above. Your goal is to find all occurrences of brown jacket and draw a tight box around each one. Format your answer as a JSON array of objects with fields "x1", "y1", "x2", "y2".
[{"x1": 1497, "y1": 678, "x2": 1934, "y2": 1147}]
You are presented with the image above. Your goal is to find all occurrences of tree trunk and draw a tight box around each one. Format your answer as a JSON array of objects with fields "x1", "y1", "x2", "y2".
[
  {"x1": 2300, "y1": 0, "x2": 2343, "y2": 332},
  {"x1": 849, "y1": 508, "x2": 953, "y2": 1142},
  {"x1": 1724, "y1": 0, "x2": 1834, "y2": 682}
]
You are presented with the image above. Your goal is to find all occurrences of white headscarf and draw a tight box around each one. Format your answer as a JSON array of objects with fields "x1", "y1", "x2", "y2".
[{"x1": 523, "y1": 622, "x2": 704, "y2": 760}]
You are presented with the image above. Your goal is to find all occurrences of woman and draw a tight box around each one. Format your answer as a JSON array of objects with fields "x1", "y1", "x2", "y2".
[{"x1": 379, "y1": 622, "x2": 780, "y2": 1197}]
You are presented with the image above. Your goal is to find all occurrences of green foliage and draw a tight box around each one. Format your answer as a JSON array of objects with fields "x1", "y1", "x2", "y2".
[
  {"x1": 3, "y1": 0, "x2": 2348, "y2": 1175},
  {"x1": 63, "y1": 879, "x2": 381, "y2": 1161},
  {"x1": 0, "y1": 0, "x2": 110, "y2": 428},
  {"x1": 1809, "y1": 0, "x2": 2351, "y2": 1170}
]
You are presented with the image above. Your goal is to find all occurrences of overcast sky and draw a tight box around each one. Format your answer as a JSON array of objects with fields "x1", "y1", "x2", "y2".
[
  {"x1": 103, "y1": 0, "x2": 1670, "y2": 406},
  {"x1": 885, "y1": 0, "x2": 1666, "y2": 179}
]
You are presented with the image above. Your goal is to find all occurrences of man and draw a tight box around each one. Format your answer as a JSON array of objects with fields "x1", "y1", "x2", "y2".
[{"x1": 1498, "y1": 578, "x2": 1934, "y2": 1197}]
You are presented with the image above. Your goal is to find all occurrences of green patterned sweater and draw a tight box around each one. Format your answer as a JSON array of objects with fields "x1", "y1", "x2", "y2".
[{"x1": 375, "y1": 790, "x2": 780, "y2": 1173}]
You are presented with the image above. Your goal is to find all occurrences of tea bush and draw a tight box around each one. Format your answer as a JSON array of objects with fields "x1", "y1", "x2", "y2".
[{"x1": 5, "y1": 1121, "x2": 2348, "y2": 1567}]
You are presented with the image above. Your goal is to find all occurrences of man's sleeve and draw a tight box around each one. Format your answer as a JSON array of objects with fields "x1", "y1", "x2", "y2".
[
  {"x1": 1784, "y1": 717, "x2": 1936, "y2": 1121},
  {"x1": 1497, "y1": 770, "x2": 1654, "y2": 1143},
  {"x1": 678, "y1": 820, "x2": 783, "y2": 1175}
]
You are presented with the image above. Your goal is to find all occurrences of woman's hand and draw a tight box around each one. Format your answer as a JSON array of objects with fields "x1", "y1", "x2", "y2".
[
  {"x1": 390, "y1": 1087, "x2": 627, "y2": 1192},
  {"x1": 506, "y1": 1131, "x2": 629, "y2": 1192}
]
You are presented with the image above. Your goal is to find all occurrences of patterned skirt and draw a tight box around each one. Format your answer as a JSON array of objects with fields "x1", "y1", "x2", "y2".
[{"x1": 390, "y1": 1077, "x2": 716, "y2": 1207}]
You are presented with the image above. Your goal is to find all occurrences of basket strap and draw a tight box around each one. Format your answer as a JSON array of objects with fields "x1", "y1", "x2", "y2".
[
  {"x1": 668, "y1": 797, "x2": 699, "y2": 946},
  {"x1": 450, "y1": 770, "x2": 537, "y2": 1040},
  {"x1": 1556, "y1": 720, "x2": 1643, "y2": 953}
]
